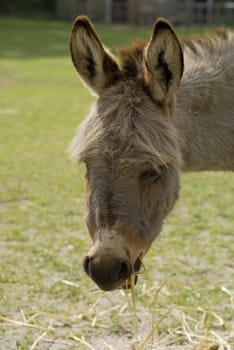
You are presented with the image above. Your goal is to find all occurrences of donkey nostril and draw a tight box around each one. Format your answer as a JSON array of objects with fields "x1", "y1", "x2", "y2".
[
  {"x1": 117, "y1": 261, "x2": 131, "y2": 280},
  {"x1": 83, "y1": 256, "x2": 90, "y2": 276}
]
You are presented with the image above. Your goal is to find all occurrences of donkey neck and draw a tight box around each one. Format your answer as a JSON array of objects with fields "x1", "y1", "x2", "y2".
[{"x1": 175, "y1": 39, "x2": 234, "y2": 172}]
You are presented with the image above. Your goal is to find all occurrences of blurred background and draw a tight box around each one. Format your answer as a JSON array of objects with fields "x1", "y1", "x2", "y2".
[{"x1": 0, "y1": 0, "x2": 234, "y2": 26}]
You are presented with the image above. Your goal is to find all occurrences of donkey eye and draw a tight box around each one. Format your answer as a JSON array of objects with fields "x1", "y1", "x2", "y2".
[{"x1": 140, "y1": 169, "x2": 161, "y2": 184}]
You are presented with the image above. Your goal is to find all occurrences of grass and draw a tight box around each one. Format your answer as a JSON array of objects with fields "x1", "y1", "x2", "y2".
[{"x1": 0, "y1": 18, "x2": 234, "y2": 349}]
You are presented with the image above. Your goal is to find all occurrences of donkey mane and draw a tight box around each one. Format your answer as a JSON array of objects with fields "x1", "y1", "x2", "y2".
[{"x1": 182, "y1": 28, "x2": 232, "y2": 55}]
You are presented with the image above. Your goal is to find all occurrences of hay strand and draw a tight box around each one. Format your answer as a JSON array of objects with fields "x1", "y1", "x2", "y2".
[{"x1": 30, "y1": 332, "x2": 47, "y2": 350}]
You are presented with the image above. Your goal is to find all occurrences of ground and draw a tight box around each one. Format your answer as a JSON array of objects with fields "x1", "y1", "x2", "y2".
[{"x1": 0, "y1": 18, "x2": 233, "y2": 349}]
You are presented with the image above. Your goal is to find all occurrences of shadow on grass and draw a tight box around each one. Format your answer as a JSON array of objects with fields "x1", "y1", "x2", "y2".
[
  {"x1": 0, "y1": 17, "x2": 150, "y2": 59},
  {"x1": 0, "y1": 17, "x2": 71, "y2": 59}
]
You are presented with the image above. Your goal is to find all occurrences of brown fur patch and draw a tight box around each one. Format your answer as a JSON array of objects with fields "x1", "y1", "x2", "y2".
[{"x1": 118, "y1": 40, "x2": 145, "y2": 77}]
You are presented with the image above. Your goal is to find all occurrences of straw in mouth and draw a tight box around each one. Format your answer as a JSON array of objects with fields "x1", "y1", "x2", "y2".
[{"x1": 121, "y1": 255, "x2": 142, "y2": 289}]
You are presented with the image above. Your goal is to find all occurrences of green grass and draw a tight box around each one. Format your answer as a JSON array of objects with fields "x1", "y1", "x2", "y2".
[{"x1": 0, "y1": 18, "x2": 233, "y2": 349}]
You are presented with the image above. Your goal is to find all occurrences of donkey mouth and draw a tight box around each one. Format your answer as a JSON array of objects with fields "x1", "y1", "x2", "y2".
[{"x1": 121, "y1": 256, "x2": 142, "y2": 289}]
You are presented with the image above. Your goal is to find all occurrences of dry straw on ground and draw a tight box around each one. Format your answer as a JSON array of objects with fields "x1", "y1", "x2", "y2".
[{"x1": 1, "y1": 276, "x2": 233, "y2": 349}]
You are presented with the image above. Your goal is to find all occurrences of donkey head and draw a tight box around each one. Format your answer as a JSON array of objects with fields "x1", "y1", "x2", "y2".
[{"x1": 70, "y1": 16, "x2": 184, "y2": 290}]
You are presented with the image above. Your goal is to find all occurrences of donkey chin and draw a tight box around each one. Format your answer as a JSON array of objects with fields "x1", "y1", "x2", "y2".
[{"x1": 83, "y1": 229, "x2": 145, "y2": 291}]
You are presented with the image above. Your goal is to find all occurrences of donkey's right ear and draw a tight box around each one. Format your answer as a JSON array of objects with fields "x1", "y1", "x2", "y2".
[{"x1": 70, "y1": 16, "x2": 120, "y2": 95}]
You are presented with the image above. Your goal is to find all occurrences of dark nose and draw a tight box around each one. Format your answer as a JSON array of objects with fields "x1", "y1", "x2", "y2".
[{"x1": 83, "y1": 255, "x2": 132, "y2": 291}]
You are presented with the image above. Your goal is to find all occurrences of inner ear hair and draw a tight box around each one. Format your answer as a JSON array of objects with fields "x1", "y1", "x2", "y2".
[
  {"x1": 144, "y1": 18, "x2": 184, "y2": 103},
  {"x1": 70, "y1": 16, "x2": 120, "y2": 94}
]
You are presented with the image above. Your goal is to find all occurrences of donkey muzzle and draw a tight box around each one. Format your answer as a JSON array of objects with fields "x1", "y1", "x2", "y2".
[{"x1": 84, "y1": 255, "x2": 132, "y2": 291}]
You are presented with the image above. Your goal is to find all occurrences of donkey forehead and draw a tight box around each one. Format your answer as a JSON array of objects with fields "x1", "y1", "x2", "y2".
[
  {"x1": 80, "y1": 139, "x2": 178, "y2": 174},
  {"x1": 84, "y1": 153, "x2": 161, "y2": 172},
  {"x1": 70, "y1": 82, "x2": 180, "y2": 166}
]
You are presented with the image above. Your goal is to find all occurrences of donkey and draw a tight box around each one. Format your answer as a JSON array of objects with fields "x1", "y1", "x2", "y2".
[{"x1": 69, "y1": 16, "x2": 234, "y2": 291}]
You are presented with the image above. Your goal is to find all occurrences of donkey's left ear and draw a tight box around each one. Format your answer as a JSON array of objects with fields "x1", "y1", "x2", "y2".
[
  {"x1": 144, "y1": 18, "x2": 184, "y2": 102},
  {"x1": 70, "y1": 16, "x2": 120, "y2": 95}
]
